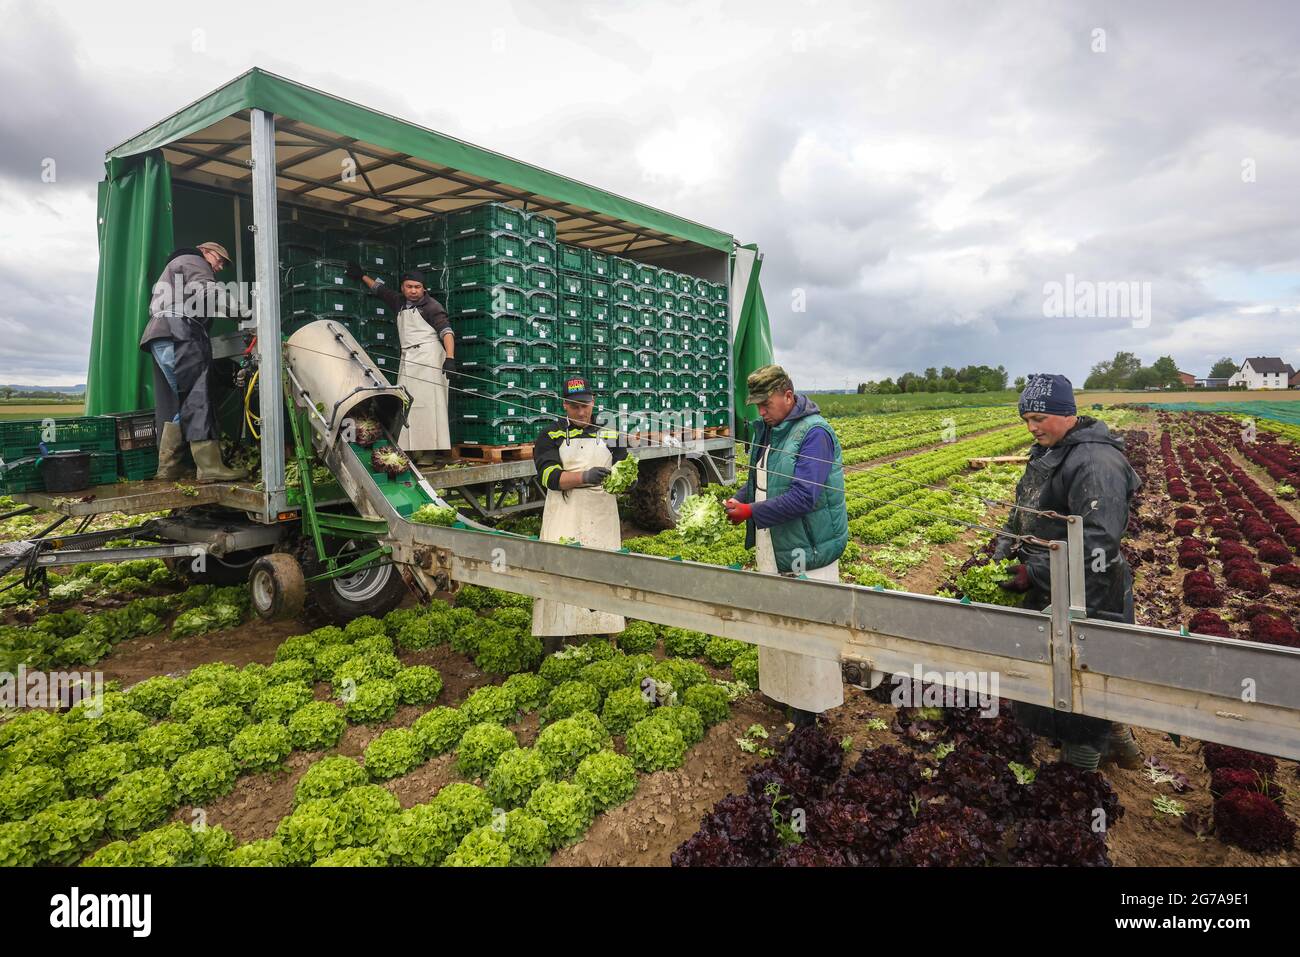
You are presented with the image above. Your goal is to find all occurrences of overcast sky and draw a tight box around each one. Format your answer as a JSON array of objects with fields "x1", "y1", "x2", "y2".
[{"x1": 1, "y1": 0, "x2": 1297, "y2": 388}]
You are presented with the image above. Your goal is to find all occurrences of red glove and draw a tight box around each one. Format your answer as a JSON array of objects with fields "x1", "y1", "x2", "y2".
[
  {"x1": 999, "y1": 563, "x2": 1033, "y2": 592},
  {"x1": 724, "y1": 498, "x2": 752, "y2": 524}
]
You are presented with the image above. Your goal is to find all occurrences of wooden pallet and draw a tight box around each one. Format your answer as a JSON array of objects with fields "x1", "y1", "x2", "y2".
[
  {"x1": 968, "y1": 455, "x2": 1030, "y2": 469},
  {"x1": 452, "y1": 443, "x2": 534, "y2": 463}
]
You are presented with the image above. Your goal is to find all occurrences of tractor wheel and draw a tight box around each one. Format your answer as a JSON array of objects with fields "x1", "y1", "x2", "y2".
[
  {"x1": 304, "y1": 537, "x2": 409, "y2": 624},
  {"x1": 249, "y1": 553, "x2": 307, "y2": 621},
  {"x1": 631, "y1": 458, "x2": 701, "y2": 531}
]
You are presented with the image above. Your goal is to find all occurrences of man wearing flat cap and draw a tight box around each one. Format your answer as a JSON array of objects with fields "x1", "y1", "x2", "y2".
[
  {"x1": 349, "y1": 263, "x2": 455, "y2": 460},
  {"x1": 139, "y1": 240, "x2": 247, "y2": 481},
  {"x1": 994, "y1": 373, "x2": 1143, "y2": 770},
  {"x1": 724, "y1": 364, "x2": 849, "y2": 727}
]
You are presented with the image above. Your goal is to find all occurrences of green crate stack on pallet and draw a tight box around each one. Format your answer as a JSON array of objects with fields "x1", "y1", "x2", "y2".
[
  {"x1": 0, "y1": 417, "x2": 118, "y2": 493},
  {"x1": 443, "y1": 203, "x2": 556, "y2": 444}
]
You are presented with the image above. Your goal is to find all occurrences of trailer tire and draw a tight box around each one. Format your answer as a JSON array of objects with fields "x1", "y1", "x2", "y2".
[
  {"x1": 631, "y1": 458, "x2": 701, "y2": 531},
  {"x1": 305, "y1": 538, "x2": 409, "y2": 624},
  {"x1": 249, "y1": 553, "x2": 307, "y2": 621}
]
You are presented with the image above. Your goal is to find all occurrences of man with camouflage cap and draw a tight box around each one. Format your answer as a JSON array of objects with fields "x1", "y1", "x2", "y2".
[{"x1": 724, "y1": 365, "x2": 849, "y2": 726}]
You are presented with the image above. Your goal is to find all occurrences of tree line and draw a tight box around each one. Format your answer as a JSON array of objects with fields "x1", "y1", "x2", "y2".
[
  {"x1": 1082, "y1": 352, "x2": 1239, "y2": 390},
  {"x1": 857, "y1": 365, "x2": 1009, "y2": 395}
]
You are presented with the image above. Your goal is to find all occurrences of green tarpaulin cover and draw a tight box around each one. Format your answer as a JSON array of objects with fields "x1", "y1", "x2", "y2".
[{"x1": 731, "y1": 244, "x2": 774, "y2": 439}]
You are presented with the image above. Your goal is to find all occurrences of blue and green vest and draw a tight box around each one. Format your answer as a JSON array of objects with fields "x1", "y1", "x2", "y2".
[{"x1": 746, "y1": 411, "x2": 848, "y2": 574}]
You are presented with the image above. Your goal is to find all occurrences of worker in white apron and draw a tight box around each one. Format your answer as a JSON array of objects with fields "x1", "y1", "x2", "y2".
[
  {"x1": 349, "y1": 265, "x2": 453, "y2": 459},
  {"x1": 725, "y1": 365, "x2": 850, "y2": 726},
  {"x1": 530, "y1": 375, "x2": 627, "y2": 651}
]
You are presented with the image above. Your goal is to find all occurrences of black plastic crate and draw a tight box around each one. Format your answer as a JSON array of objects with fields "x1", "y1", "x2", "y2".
[{"x1": 104, "y1": 410, "x2": 157, "y2": 451}]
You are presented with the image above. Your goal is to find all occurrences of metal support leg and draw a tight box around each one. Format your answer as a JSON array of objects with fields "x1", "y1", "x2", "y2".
[
  {"x1": 250, "y1": 108, "x2": 286, "y2": 522},
  {"x1": 1048, "y1": 539, "x2": 1073, "y2": 712},
  {"x1": 1065, "y1": 514, "x2": 1087, "y2": 618}
]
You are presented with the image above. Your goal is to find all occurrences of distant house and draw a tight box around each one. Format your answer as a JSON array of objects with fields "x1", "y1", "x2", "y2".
[
  {"x1": 1292, "y1": 369, "x2": 1300, "y2": 389},
  {"x1": 1176, "y1": 370, "x2": 1196, "y2": 388},
  {"x1": 1194, "y1": 377, "x2": 1231, "y2": 389},
  {"x1": 1228, "y1": 357, "x2": 1295, "y2": 390}
]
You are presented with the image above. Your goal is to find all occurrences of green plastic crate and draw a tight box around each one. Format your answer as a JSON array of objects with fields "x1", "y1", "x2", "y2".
[
  {"x1": 525, "y1": 265, "x2": 557, "y2": 291},
  {"x1": 458, "y1": 391, "x2": 529, "y2": 420},
  {"x1": 526, "y1": 240, "x2": 556, "y2": 266},
  {"x1": 457, "y1": 315, "x2": 530, "y2": 341},
  {"x1": 460, "y1": 338, "x2": 528, "y2": 367},
  {"x1": 637, "y1": 309, "x2": 657, "y2": 329},
  {"x1": 612, "y1": 281, "x2": 637, "y2": 305},
  {"x1": 450, "y1": 230, "x2": 526, "y2": 263},
  {"x1": 284, "y1": 259, "x2": 353, "y2": 290},
  {"x1": 711, "y1": 301, "x2": 729, "y2": 321},
  {"x1": 560, "y1": 344, "x2": 585, "y2": 370},
  {"x1": 677, "y1": 332, "x2": 695, "y2": 354},
  {"x1": 558, "y1": 244, "x2": 586, "y2": 273},
  {"x1": 709, "y1": 337, "x2": 728, "y2": 359},
  {"x1": 692, "y1": 278, "x2": 710, "y2": 298},
  {"x1": 1, "y1": 415, "x2": 117, "y2": 461},
  {"x1": 636, "y1": 264, "x2": 658, "y2": 286},
  {"x1": 527, "y1": 341, "x2": 559, "y2": 367},
  {"x1": 657, "y1": 312, "x2": 678, "y2": 331},
  {"x1": 278, "y1": 243, "x2": 323, "y2": 270},
  {"x1": 678, "y1": 353, "x2": 697, "y2": 374},
  {"x1": 1, "y1": 451, "x2": 117, "y2": 494},
  {"x1": 526, "y1": 316, "x2": 556, "y2": 341},
  {"x1": 117, "y1": 447, "x2": 159, "y2": 481},
  {"x1": 636, "y1": 328, "x2": 656, "y2": 350},
  {"x1": 613, "y1": 304, "x2": 636, "y2": 326},
  {"x1": 403, "y1": 216, "x2": 445, "y2": 246},
  {"x1": 671, "y1": 273, "x2": 692, "y2": 295},
  {"x1": 462, "y1": 364, "x2": 525, "y2": 393},
  {"x1": 612, "y1": 390, "x2": 639, "y2": 417},
  {"x1": 450, "y1": 259, "x2": 527, "y2": 289},
  {"x1": 586, "y1": 367, "x2": 611, "y2": 392},
  {"x1": 661, "y1": 353, "x2": 680, "y2": 372},
  {"x1": 653, "y1": 290, "x2": 675, "y2": 310},
  {"x1": 559, "y1": 296, "x2": 587, "y2": 320},
  {"x1": 611, "y1": 257, "x2": 637, "y2": 282},
  {"x1": 673, "y1": 315, "x2": 695, "y2": 336},
  {"x1": 587, "y1": 251, "x2": 610, "y2": 277},
  {"x1": 660, "y1": 393, "x2": 680, "y2": 413},
  {"x1": 677, "y1": 372, "x2": 698, "y2": 393},
  {"x1": 532, "y1": 394, "x2": 559, "y2": 418},
  {"x1": 528, "y1": 291, "x2": 558, "y2": 317},
  {"x1": 326, "y1": 237, "x2": 399, "y2": 273},
  {"x1": 635, "y1": 286, "x2": 657, "y2": 308},
  {"x1": 613, "y1": 367, "x2": 637, "y2": 390},
  {"x1": 354, "y1": 290, "x2": 396, "y2": 320},
  {"x1": 526, "y1": 211, "x2": 557, "y2": 243},
  {"x1": 612, "y1": 347, "x2": 637, "y2": 369},
  {"x1": 586, "y1": 344, "x2": 611, "y2": 369},
  {"x1": 587, "y1": 297, "x2": 611, "y2": 322},
  {"x1": 286, "y1": 286, "x2": 362, "y2": 318},
  {"x1": 657, "y1": 370, "x2": 680, "y2": 392},
  {"x1": 711, "y1": 318, "x2": 729, "y2": 340},
  {"x1": 456, "y1": 418, "x2": 532, "y2": 446},
  {"x1": 404, "y1": 241, "x2": 446, "y2": 270},
  {"x1": 525, "y1": 366, "x2": 559, "y2": 394},
  {"x1": 447, "y1": 285, "x2": 527, "y2": 318},
  {"x1": 358, "y1": 318, "x2": 398, "y2": 351},
  {"x1": 586, "y1": 278, "x2": 611, "y2": 301},
  {"x1": 657, "y1": 331, "x2": 679, "y2": 352},
  {"x1": 612, "y1": 323, "x2": 637, "y2": 347},
  {"x1": 709, "y1": 282, "x2": 728, "y2": 303},
  {"x1": 559, "y1": 271, "x2": 585, "y2": 296},
  {"x1": 278, "y1": 221, "x2": 323, "y2": 247},
  {"x1": 587, "y1": 323, "x2": 611, "y2": 347},
  {"x1": 635, "y1": 369, "x2": 656, "y2": 392},
  {"x1": 635, "y1": 349, "x2": 657, "y2": 371},
  {"x1": 657, "y1": 269, "x2": 677, "y2": 292},
  {"x1": 694, "y1": 297, "x2": 712, "y2": 318},
  {"x1": 370, "y1": 352, "x2": 398, "y2": 377},
  {"x1": 559, "y1": 318, "x2": 585, "y2": 343},
  {"x1": 448, "y1": 202, "x2": 525, "y2": 237}
]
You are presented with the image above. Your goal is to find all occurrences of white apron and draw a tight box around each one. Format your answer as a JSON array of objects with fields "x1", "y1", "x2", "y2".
[
  {"x1": 753, "y1": 445, "x2": 845, "y2": 713},
  {"x1": 532, "y1": 435, "x2": 626, "y2": 637},
  {"x1": 396, "y1": 303, "x2": 451, "y2": 452}
]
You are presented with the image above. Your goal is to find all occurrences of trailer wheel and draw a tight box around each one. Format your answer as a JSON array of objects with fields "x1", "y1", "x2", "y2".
[
  {"x1": 249, "y1": 553, "x2": 307, "y2": 621},
  {"x1": 631, "y1": 459, "x2": 701, "y2": 531},
  {"x1": 305, "y1": 538, "x2": 409, "y2": 624}
]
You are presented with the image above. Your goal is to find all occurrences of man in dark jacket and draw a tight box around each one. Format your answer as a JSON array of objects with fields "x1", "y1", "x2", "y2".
[
  {"x1": 724, "y1": 365, "x2": 849, "y2": 727},
  {"x1": 138, "y1": 242, "x2": 247, "y2": 481},
  {"x1": 995, "y1": 373, "x2": 1142, "y2": 769}
]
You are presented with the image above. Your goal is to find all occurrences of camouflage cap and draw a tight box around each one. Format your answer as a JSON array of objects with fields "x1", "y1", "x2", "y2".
[{"x1": 745, "y1": 364, "x2": 793, "y2": 404}]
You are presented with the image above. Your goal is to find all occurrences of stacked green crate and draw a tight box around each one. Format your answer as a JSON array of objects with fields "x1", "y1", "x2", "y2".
[
  {"x1": 282, "y1": 258, "x2": 366, "y2": 341},
  {"x1": 0, "y1": 417, "x2": 117, "y2": 493}
]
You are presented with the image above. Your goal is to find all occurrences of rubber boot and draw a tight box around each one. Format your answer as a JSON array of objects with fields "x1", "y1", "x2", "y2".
[
  {"x1": 790, "y1": 708, "x2": 819, "y2": 729},
  {"x1": 1103, "y1": 724, "x2": 1144, "y2": 769},
  {"x1": 1060, "y1": 742, "x2": 1102, "y2": 771},
  {"x1": 153, "y1": 422, "x2": 189, "y2": 481},
  {"x1": 191, "y1": 440, "x2": 249, "y2": 482},
  {"x1": 541, "y1": 635, "x2": 566, "y2": 658}
]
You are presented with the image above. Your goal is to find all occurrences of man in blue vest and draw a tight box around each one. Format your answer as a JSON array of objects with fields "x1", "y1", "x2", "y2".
[{"x1": 724, "y1": 365, "x2": 849, "y2": 727}]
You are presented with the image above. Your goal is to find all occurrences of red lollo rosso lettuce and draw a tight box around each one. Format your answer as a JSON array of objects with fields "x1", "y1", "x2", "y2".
[
  {"x1": 934, "y1": 746, "x2": 1022, "y2": 822},
  {"x1": 1213, "y1": 789, "x2": 1296, "y2": 853},
  {"x1": 1201, "y1": 744, "x2": 1277, "y2": 777},
  {"x1": 1009, "y1": 818, "x2": 1110, "y2": 867},
  {"x1": 895, "y1": 803, "x2": 1003, "y2": 867},
  {"x1": 1187, "y1": 611, "x2": 1231, "y2": 638},
  {"x1": 1209, "y1": 767, "x2": 1279, "y2": 802},
  {"x1": 1024, "y1": 761, "x2": 1123, "y2": 827}
]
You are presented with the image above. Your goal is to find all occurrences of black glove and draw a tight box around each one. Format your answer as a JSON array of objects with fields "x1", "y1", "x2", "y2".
[
  {"x1": 999, "y1": 563, "x2": 1033, "y2": 592},
  {"x1": 442, "y1": 356, "x2": 456, "y2": 376},
  {"x1": 344, "y1": 261, "x2": 366, "y2": 282},
  {"x1": 581, "y1": 467, "x2": 611, "y2": 487}
]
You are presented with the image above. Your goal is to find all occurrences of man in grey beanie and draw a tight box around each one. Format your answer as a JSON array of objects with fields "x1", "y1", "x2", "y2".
[{"x1": 994, "y1": 373, "x2": 1144, "y2": 770}]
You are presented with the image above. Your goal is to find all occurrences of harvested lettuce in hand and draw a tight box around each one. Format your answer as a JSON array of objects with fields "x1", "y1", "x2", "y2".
[
  {"x1": 602, "y1": 456, "x2": 639, "y2": 494},
  {"x1": 677, "y1": 494, "x2": 728, "y2": 547},
  {"x1": 411, "y1": 504, "x2": 458, "y2": 526}
]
